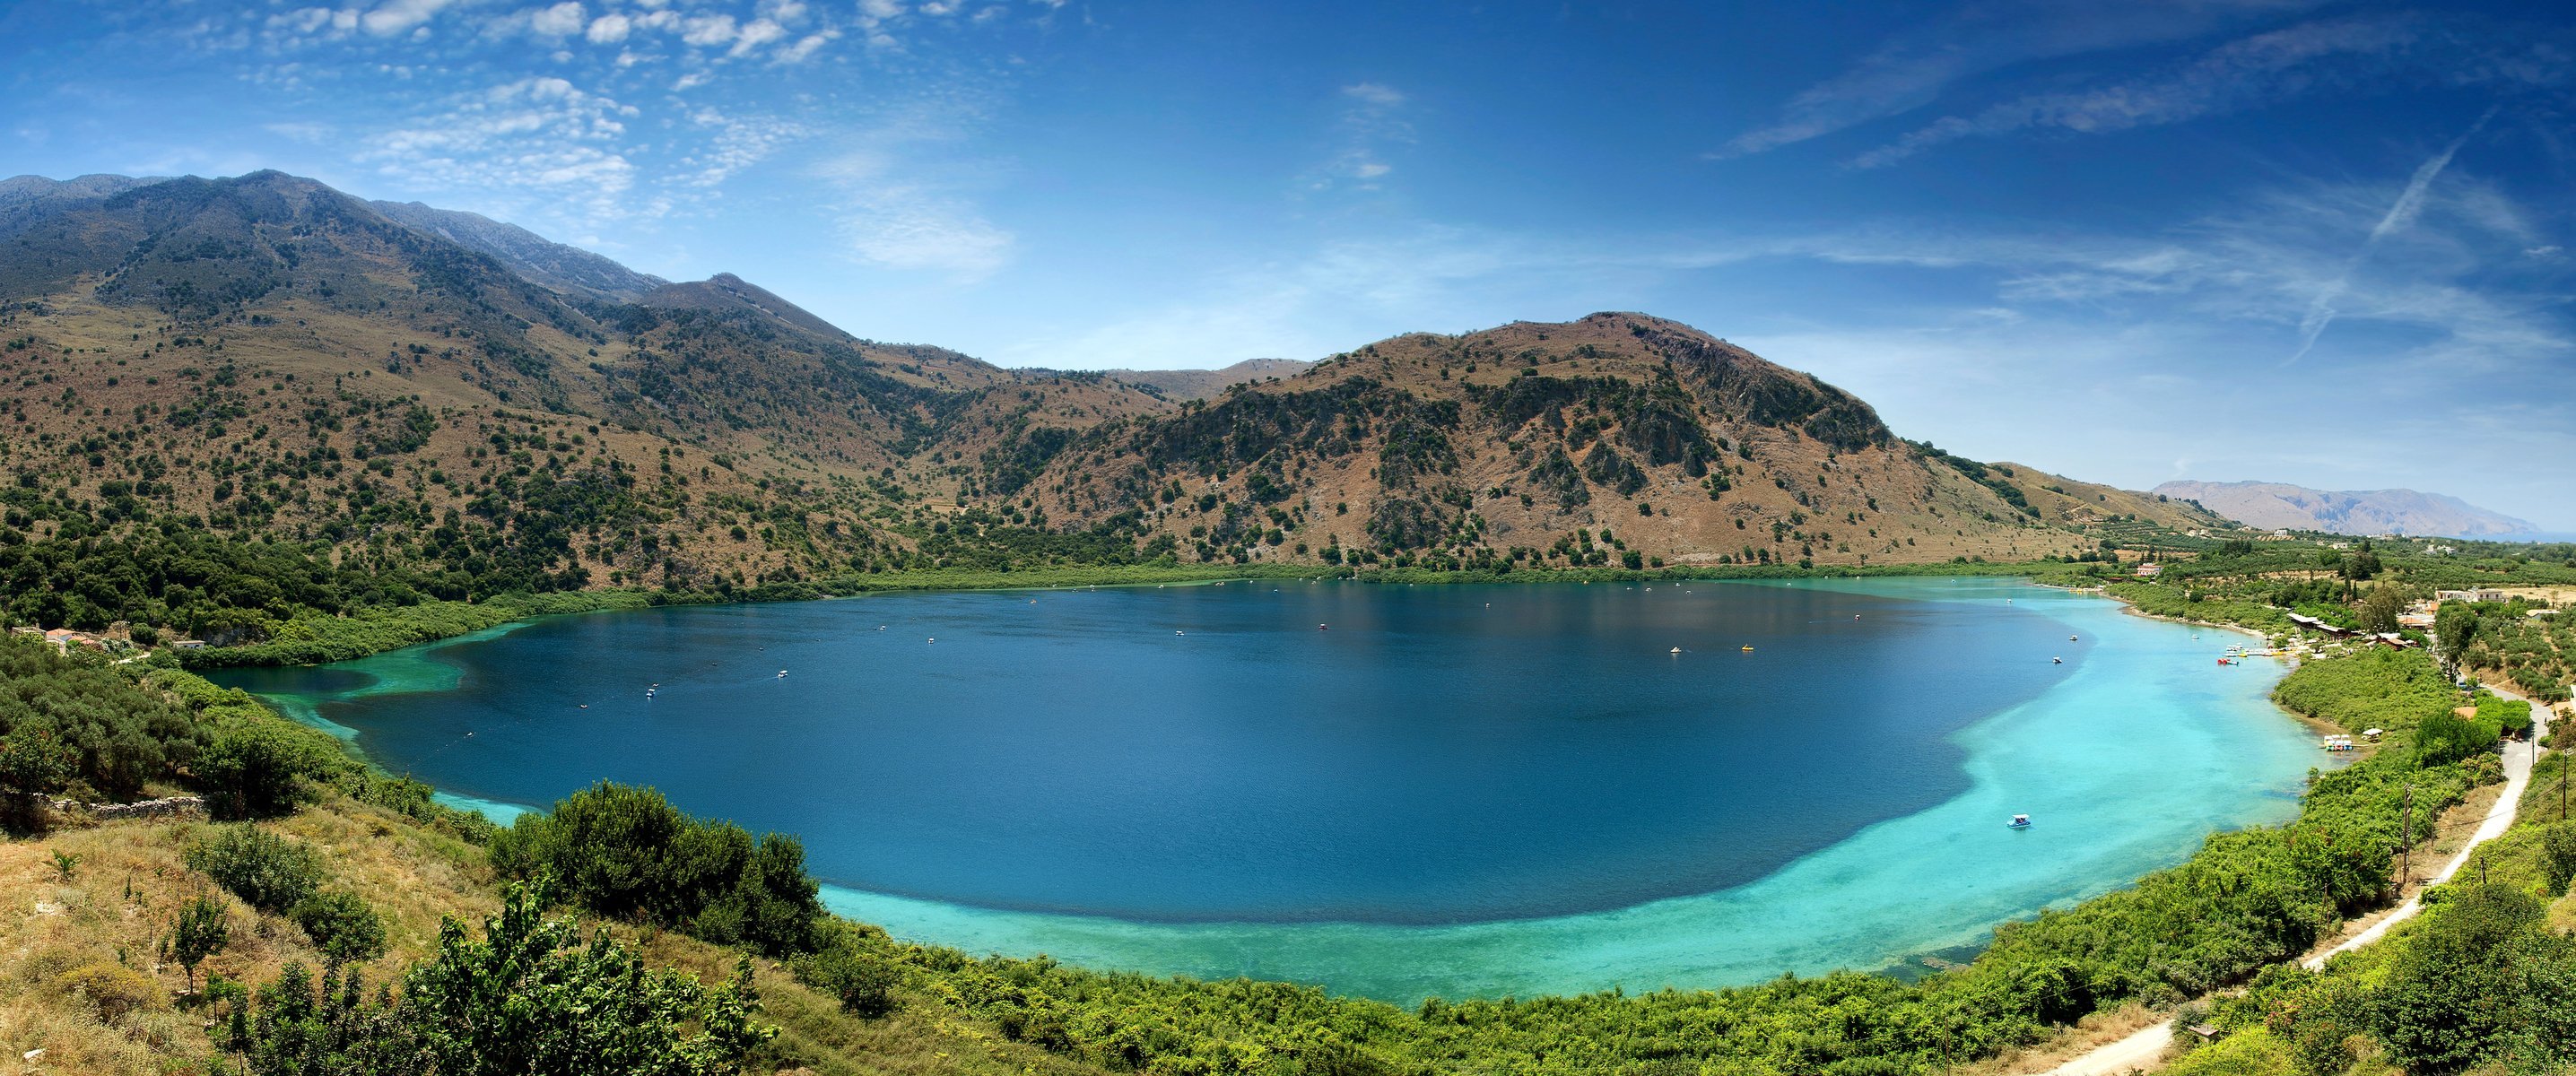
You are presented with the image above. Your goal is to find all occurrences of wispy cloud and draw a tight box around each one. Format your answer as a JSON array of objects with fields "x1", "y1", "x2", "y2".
[
  {"x1": 2286, "y1": 106, "x2": 2496, "y2": 364},
  {"x1": 1305, "y1": 82, "x2": 1413, "y2": 193},
  {"x1": 1716, "y1": 0, "x2": 2330, "y2": 158},
  {"x1": 1851, "y1": 14, "x2": 2423, "y2": 169},
  {"x1": 814, "y1": 110, "x2": 1017, "y2": 278},
  {"x1": 355, "y1": 76, "x2": 641, "y2": 221}
]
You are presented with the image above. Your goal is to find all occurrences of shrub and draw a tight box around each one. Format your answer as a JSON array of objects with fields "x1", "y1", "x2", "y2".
[
  {"x1": 291, "y1": 889, "x2": 387, "y2": 963},
  {"x1": 794, "y1": 942, "x2": 904, "y2": 1017},
  {"x1": 187, "y1": 825, "x2": 322, "y2": 913},
  {"x1": 55, "y1": 961, "x2": 161, "y2": 1023},
  {"x1": 489, "y1": 782, "x2": 823, "y2": 957},
  {"x1": 196, "y1": 718, "x2": 348, "y2": 819}
]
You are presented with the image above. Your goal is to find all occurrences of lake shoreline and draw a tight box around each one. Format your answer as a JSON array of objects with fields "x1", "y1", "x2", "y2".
[{"x1": 228, "y1": 575, "x2": 2323, "y2": 1002}]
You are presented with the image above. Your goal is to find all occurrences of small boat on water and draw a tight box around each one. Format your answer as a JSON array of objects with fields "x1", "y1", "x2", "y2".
[
  {"x1": 1740, "y1": 645, "x2": 1755, "y2": 652},
  {"x1": 777, "y1": 670, "x2": 788, "y2": 678},
  {"x1": 2052, "y1": 656, "x2": 2063, "y2": 664},
  {"x1": 2008, "y1": 814, "x2": 2032, "y2": 829},
  {"x1": 2069, "y1": 635, "x2": 2079, "y2": 642},
  {"x1": 1670, "y1": 646, "x2": 1683, "y2": 654}
]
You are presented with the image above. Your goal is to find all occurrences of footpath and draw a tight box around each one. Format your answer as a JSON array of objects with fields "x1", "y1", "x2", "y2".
[{"x1": 2038, "y1": 686, "x2": 2554, "y2": 1076}]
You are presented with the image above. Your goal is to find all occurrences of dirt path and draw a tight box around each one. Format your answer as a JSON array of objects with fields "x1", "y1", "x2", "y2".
[{"x1": 2036, "y1": 686, "x2": 2552, "y2": 1076}]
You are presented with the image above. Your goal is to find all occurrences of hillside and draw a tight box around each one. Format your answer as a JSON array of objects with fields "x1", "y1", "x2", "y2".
[
  {"x1": 2154, "y1": 480, "x2": 2537, "y2": 537},
  {"x1": 1095, "y1": 358, "x2": 1315, "y2": 400},
  {"x1": 1020, "y1": 315, "x2": 2232, "y2": 569},
  {"x1": 0, "y1": 169, "x2": 2243, "y2": 641}
]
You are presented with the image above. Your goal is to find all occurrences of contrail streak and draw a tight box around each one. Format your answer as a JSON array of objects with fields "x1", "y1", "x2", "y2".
[{"x1": 2285, "y1": 105, "x2": 2498, "y2": 365}]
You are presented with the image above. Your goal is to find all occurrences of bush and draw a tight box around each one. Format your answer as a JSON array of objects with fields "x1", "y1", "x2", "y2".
[
  {"x1": 187, "y1": 825, "x2": 322, "y2": 913},
  {"x1": 794, "y1": 941, "x2": 904, "y2": 1017},
  {"x1": 489, "y1": 782, "x2": 823, "y2": 957},
  {"x1": 196, "y1": 718, "x2": 349, "y2": 819},
  {"x1": 54, "y1": 961, "x2": 161, "y2": 1024},
  {"x1": 291, "y1": 889, "x2": 387, "y2": 963},
  {"x1": 2416, "y1": 709, "x2": 2501, "y2": 768},
  {"x1": 222, "y1": 880, "x2": 775, "y2": 1076}
]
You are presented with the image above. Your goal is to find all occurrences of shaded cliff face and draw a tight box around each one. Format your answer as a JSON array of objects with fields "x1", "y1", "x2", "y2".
[{"x1": 2154, "y1": 481, "x2": 2539, "y2": 537}]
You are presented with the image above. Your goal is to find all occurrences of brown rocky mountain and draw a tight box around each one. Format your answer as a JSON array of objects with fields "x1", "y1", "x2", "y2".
[
  {"x1": 2153, "y1": 480, "x2": 2538, "y2": 537},
  {"x1": 1019, "y1": 316, "x2": 2235, "y2": 568},
  {"x1": 0, "y1": 169, "x2": 2233, "y2": 591}
]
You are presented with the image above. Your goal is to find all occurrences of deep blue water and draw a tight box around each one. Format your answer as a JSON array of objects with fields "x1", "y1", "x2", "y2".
[{"x1": 221, "y1": 578, "x2": 2318, "y2": 997}]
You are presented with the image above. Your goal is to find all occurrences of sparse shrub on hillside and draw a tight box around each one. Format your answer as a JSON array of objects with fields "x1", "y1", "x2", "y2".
[
  {"x1": 187, "y1": 824, "x2": 323, "y2": 913},
  {"x1": 291, "y1": 889, "x2": 387, "y2": 963}
]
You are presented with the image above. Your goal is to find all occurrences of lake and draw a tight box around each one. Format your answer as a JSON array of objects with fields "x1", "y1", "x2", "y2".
[{"x1": 218, "y1": 577, "x2": 2319, "y2": 1001}]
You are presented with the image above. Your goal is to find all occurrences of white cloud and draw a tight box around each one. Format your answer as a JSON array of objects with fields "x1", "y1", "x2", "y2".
[
  {"x1": 679, "y1": 108, "x2": 807, "y2": 186},
  {"x1": 1343, "y1": 82, "x2": 1405, "y2": 108},
  {"x1": 682, "y1": 13, "x2": 738, "y2": 47},
  {"x1": 1719, "y1": 0, "x2": 2335, "y2": 157},
  {"x1": 729, "y1": 18, "x2": 788, "y2": 56},
  {"x1": 357, "y1": 76, "x2": 640, "y2": 221},
  {"x1": 776, "y1": 31, "x2": 835, "y2": 63},
  {"x1": 361, "y1": 0, "x2": 457, "y2": 37},
  {"x1": 586, "y1": 13, "x2": 630, "y2": 42},
  {"x1": 1307, "y1": 82, "x2": 1413, "y2": 192},
  {"x1": 1852, "y1": 15, "x2": 2422, "y2": 169},
  {"x1": 815, "y1": 126, "x2": 1017, "y2": 278},
  {"x1": 529, "y1": 2, "x2": 586, "y2": 39}
]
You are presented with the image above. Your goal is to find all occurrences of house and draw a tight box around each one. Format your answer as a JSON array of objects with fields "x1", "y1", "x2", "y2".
[
  {"x1": 8, "y1": 626, "x2": 40, "y2": 638},
  {"x1": 2373, "y1": 633, "x2": 2417, "y2": 649},
  {"x1": 42, "y1": 629, "x2": 77, "y2": 650},
  {"x1": 2397, "y1": 612, "x2": 2438, "y2": 630},
  {"x1": 2438, "y1": 589, "x2": 2510, "y2": 603},
  {"x1": 2134, "y1": 562, "x2": 2163, "y2": 577},
  {"x1": 2286, "y1": 612, "x2": 2350, "y2": 636},
  {"x1": 170, "y1": 638, "x2": 207, "y2": 650}
]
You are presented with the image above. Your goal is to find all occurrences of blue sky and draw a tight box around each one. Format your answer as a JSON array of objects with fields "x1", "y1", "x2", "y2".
[{"x1": 5, "y1": 1, "x2": 2573, "y2": 527}]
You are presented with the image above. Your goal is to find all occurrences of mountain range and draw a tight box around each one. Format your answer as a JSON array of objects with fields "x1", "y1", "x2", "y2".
[
  {"x1": 0, "y1": 169, "x2": 2241, "y2": 591},
  {"x1": 2152, "y1": 481, "x2": 2539, "y2": 538}
]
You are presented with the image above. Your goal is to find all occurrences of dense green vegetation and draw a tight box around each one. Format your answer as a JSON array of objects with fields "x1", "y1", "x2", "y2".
[
  {"x1": 488, "y1": 782, "x2": 826, "y2": 959},
  {"x1": 216, "y1": 879, "x2": 773, "y2": 1076},
  {"x1": 0, "y1": 634, "x2": 492, "y2": 838}
]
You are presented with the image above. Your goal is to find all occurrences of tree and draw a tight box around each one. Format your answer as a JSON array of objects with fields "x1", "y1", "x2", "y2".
[
  {"x1": 2358, "y1": 586, "x2": 2405, "y2": 635},
  {"x1": 2371, "y1": 883, "x2": 2557, "y2": 1072},
  {"x1": 196, "y1": 719, "x2": 344, "y2": 819},
  {"x1": 172, "y1": 893, "x2": 231, "y2": 991},
  {"x1": 0, "y1": 722, "x2": 77, "y2": 833},
  {"x1": 400, "y1": 878, "x2": 775, "y2": 1076}
]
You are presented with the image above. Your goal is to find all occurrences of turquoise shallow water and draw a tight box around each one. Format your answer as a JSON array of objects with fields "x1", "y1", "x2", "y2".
[{"x1": 219, "y1": 577, "x2": 2317, "y2": 1002}]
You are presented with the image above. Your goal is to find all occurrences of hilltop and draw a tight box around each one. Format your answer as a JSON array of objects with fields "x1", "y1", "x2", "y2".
[
  {"x1": 1023, "y1": 315, "x2": 2232, "y2": 569},
  {"x1": 1094, "y1": 358, "x2": 1316, "y2": 401},
  {"x1": 2154, "y1": 480, "x2": 2538, "y2": 537},
  {"x1": 0, "y1": 169, "x2": 2240, "y2": 638}
]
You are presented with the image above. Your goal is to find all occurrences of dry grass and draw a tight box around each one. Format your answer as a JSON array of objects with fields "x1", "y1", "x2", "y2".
[{"x1": 0, "y1": 796, "x2": 1108, "y2": 1076}]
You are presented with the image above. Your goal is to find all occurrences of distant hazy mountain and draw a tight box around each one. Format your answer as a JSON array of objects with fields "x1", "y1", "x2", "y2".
[
  {"x1": 370, "y1": 199, "x2": 668, "y2": 301},
  {"x1": 2154, "y1": 481, "x2": 2537, "y2": 536},
  {"x1": 1099, "y1": 359, "x2": 1316, "y2": 400}
]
